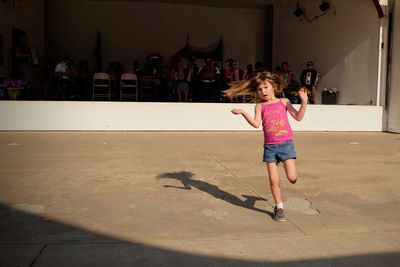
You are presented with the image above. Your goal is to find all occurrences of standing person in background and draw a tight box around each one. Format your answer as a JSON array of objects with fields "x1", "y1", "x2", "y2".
[
  {"x1": 299, "y1": 61, "x2": 321, "y2": 104},
  {"x1": 14, "y1": 32, "x2": 39, "y2": 98},
  {"x1": 196, "y1": 57, "x2": 220, "y2": 102},
  {"x1": 14, "y1": 33, "x2": 31, "y2": 79}
]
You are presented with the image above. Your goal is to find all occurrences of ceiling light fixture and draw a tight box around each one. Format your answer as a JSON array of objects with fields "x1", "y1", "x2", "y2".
[
  {"x1": 294, "y1": 3, "x2": 304, "y2": 17},
  {"x1": 319, "y1": 1, "x2": 330, "y2": 12},
  {"x1": 2, "y1": 0, "x2": 23, "y2": 10}
]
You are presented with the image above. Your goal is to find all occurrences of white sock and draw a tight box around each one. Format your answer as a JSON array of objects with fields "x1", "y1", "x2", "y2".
[{"x1": 276, "y1": 202, "x2": 284, "y2": 209}]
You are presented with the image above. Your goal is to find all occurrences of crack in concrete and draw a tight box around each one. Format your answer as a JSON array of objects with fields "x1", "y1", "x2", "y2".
[
  {"x1": 29, "y1": 244, "x2": 47, "y2": 267},
  {"x1": 284, "y1": 197, "x2": 320, "y2": 215}
]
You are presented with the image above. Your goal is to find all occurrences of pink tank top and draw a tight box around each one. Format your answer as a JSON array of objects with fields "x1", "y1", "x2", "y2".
[{"x1": 261, "y1": 100, "x2": 293, "y2": 144}]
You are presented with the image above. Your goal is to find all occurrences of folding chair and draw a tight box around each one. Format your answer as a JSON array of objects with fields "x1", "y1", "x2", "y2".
[
  {"x1": 120, "y1": 73, "x2": 138, "y2": 101},
  {"x1": 92, "y1": 72, "x2": 111, "y2": 100},
  {"x1": 139, "y1": 75, "x2": 156, "y2": 101}
]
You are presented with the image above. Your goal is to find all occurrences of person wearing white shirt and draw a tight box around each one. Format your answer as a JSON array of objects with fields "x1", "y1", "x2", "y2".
[
  {"x1": 54, "y1": 56, "x2": 72, "y2": 79},
  {"x1": 54, "y1": 56, "x2": 78, "y2": 99}
]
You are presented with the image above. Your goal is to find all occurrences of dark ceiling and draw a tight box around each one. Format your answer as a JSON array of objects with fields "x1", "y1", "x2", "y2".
[{"x1": 89, "y1": 0, "x2": 277, "y2": 9}]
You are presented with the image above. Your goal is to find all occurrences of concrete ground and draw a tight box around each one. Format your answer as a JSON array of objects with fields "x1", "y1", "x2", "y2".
[{"x1": 0, "y1": 131, "x2": 399, "y2": 266}]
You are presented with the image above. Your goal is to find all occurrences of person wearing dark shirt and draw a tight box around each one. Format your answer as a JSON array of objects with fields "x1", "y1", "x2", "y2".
[{"x1": 299, "y1": 61, "x2": 320, "y2": 104}]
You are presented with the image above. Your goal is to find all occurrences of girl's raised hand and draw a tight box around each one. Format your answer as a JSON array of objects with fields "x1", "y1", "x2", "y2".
[
  {"x1": 231, "y1": 108, "x2": 244, "y2": 115},
  {"x1": 298, "y1": 87, "x2": 308, "y2": 103}
]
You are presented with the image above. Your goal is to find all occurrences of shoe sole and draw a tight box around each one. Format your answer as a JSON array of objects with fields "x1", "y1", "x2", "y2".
[{"x1": 273, "y1": 216, "x2": 286, "y2": 222}]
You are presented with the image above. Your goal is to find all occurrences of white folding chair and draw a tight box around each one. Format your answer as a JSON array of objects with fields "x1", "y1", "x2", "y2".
[
  {"x1": 92, "y1": 72, "x2": 111, "y2": 100},
  {"x1": 139, "y1": 75, "x2": 156, "y2": 101},
  {"x1": 120, "y1": 73, "x2": 138, "y2": 101}
]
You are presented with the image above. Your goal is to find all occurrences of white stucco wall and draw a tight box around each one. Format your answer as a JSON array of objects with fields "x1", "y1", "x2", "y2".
[
  {"x1": 45, "y1": 0, "x2": 268, "y2": 71},
  {"x1": 0, "y1": 101, "x2": 383, "y2": 131},
  {"x1": 273, "y1": 0, "x2": 380, "y2": 105}
]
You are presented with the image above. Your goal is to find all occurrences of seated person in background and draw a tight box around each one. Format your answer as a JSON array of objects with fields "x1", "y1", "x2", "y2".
[
  {"x1": 54, "y1": 56, "x2": 72, "y2": 79},
  {"x1": 212, "y1": 62, "x2": 223, "y2": 102},
  {"x1": 54, "y1": 56, "x2": 79, "y2": 99},
  {"x1": 299, "y1": 60, "x2": 320, "y2": 104},
  {"x1": 224, "y1": 59, "x2": 242, "y2": 83},
  {"x1": 274, "y1": 65, "x2": 282, "y2": 73},
  {"x1": 280, "y1": 61, "x2": 297, "y2": 87},
  {"x1": 254, "y1": 61, "x2": 264, "y2": 74},
  {"x1": 173, "y1": 58, "x2": 193, "y2": 102},
  {"x1": 243, "y1": 64, "x2": 256, "y2": 80},
  {"x1": 196, "y1": 57, "x2": 220, "y2": 102},
  {"x1": 131, "y1": 59, "x2": 142, "y2": 75},
  {"x1": 279, "y1": 61, "x2": 298, "y2": 98}
]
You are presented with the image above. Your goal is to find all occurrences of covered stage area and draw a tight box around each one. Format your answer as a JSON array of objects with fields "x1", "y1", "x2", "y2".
[{"x1": 1, "y1": 0, "x2": 399, "y2": 132}]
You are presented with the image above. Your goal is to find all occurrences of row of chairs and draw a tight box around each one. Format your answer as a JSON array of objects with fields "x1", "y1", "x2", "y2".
[{"x1": 93, "y1": 72, "x2": 155, "y2": 101}]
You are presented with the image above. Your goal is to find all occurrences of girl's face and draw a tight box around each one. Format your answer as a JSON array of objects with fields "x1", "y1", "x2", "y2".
[{"x1": 257, "y1": 80, "x2": 276, "y2": 102}]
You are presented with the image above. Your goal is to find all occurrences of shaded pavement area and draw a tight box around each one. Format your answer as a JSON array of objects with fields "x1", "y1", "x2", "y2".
[{"x1": 0, "y1": 132, "x2": 399, "y2": 266}]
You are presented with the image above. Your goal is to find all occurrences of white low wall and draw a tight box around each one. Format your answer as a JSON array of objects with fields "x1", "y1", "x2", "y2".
[{"x1": 0, "y1": 101, "x2": 383, "y2": 131}]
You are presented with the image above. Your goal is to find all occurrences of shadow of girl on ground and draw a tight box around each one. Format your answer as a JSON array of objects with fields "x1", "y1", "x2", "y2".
[{"x1": 156, "y1": 171, "x2": 273, "y2": 217}]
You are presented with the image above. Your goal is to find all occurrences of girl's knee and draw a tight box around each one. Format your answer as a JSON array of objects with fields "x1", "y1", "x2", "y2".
[{"x1": 287, "y1": 175, "x2": 297, "y2": 184}]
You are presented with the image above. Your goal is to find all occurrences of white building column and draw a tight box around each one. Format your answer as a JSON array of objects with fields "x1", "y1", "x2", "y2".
[{"x1": 376, "y1": 0, "x2": 389, "y2": 108}]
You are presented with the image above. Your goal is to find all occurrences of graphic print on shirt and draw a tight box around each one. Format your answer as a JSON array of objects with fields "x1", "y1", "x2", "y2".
[
  {"x1": 264, "y1": 106, "x2": 288, "y2": 137},
  {"x1": 305, "y1": 72, "x2": 312, "y2": 85}
]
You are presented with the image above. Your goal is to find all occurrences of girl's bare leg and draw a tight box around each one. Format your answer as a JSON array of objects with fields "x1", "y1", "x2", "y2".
[
  {"x1": 283, "y1": 159, "x2": 298, "y2": 184},
  {"x1": 267, "y1": 162, "x2": 282, "y2": 204}
]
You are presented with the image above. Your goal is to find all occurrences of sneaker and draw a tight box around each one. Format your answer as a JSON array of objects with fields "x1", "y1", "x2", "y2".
[{"x1": 273, "y1": 207, "x2": 286, "y2": 222}]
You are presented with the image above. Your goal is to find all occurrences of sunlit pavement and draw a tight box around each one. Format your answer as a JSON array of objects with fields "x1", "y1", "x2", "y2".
[{"x1": 0, "y1": 132, "x2": 399, "y2": 266}]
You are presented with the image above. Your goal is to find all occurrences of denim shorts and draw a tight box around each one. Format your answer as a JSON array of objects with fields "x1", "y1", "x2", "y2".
[{"x1": 263, "y1": 140, "x2": 297, "y2": 163}]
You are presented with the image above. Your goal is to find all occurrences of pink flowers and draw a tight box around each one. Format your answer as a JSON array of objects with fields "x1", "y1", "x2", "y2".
[{"x1": 1, "y1": 78, "x2": 25, "y2": 89}]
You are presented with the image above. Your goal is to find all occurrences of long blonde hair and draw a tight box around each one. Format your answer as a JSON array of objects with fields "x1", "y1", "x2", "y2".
[{"x1": 223, "y1": 71, "x2": 287, "y2": 103}]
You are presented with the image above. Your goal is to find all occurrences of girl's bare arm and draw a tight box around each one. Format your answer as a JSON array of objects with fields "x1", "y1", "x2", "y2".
[
  {"x1": 231, "y1": 104, "x2": 262, "y2": 128},
  {"x1": 286, "y1": 88, "x2": 308, "y2": 121}
]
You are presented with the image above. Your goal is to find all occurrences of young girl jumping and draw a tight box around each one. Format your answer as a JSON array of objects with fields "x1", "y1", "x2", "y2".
[{"x1": 224, "y1": 72, "x2": 308, "y2": 222}]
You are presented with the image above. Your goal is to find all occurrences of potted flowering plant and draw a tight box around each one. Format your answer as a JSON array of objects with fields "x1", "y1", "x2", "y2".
[
  {"x1": 0, "y1": 78, "x2": 25, "y2": 100},
  {"x1": 322, "y1": 87, "x2": 339, "y2": 104}
]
